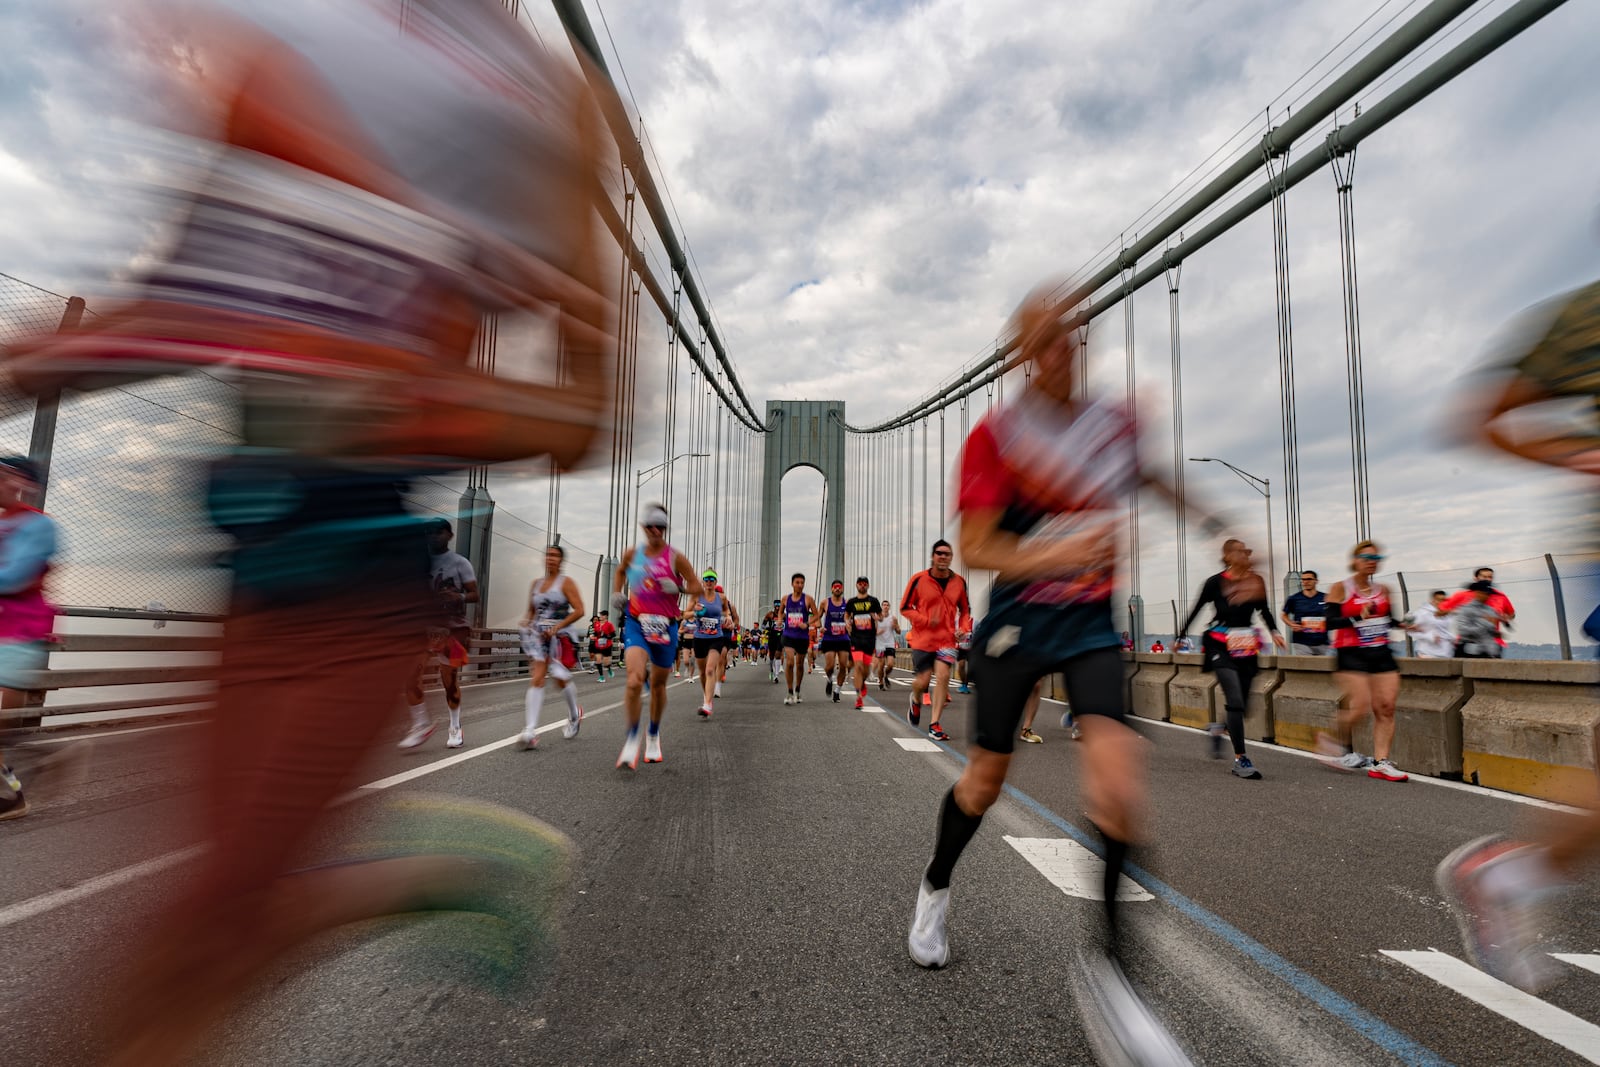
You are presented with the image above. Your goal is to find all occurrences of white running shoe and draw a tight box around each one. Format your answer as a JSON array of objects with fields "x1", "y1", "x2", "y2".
[
  {"x1": 908, "y1": 879, "x2": 951, "y2": 968},
  {"x1": 796, "y1": 689, "x2": 804, "y2": 703},
  {"x1": 784, "y1": 692, "x2": 794, "y2": 706},
  {"x1": 715, "y1": 681, "x2": 722, "y2": 698},
  {"x1": 644, "y1": 732, "x2": 663, "y2": 764},
  {"x1": 617, "y1": 728, "x2": 641, "y2": 769},
  {"x1": 698, "y1": 702, "x2": 713, "y2": 718},
  {"x1": 398, "y1": 722, "x2": 436, "y2": 750},
  {"x1": 563, "y1": 703, "x2": 583, "y2": 740},
  {"x1": 446, "y1": 726, "x2": 464, "y2": 749},
  {"x1": 1079, "y1": 951, "x2": 1195, "y2": 1067},
  {"x1": 518, "y1": 730, "x2": 539, "y2": 751},
  {"x1": 674, "y1": 669, "x2": 681, "y2": 678}
]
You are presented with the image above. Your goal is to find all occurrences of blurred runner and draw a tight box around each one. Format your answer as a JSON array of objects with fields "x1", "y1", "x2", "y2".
[
  {"x1": 898, "y1": 540, "x2": 971, "y2": 742},
  {"x1": 1409, "y1": 590, "x2": 1455, "y2": 658},
  {"x1": 0, "y1": 1, "x2": 616, "y2": 1061},
  {"x1": 1437, "y1": 566, "x2": 1516, "y2": 652},
  {"x1": 1177, "y1": 538, "x2": 1286, "y2": 779},
  {"x1": 401, "y1": 518, "x2": 478, "y2": 751},
  {"x1": 592, "y1": 611, "x2": 618, "y2": 681},
  {"x1": 1316, "y1": 540, "x2": 1410, "y2": 782},
  {"x1": 1437, "y1": 278, "x2": 1600, "y2": 993},
  {"x1": 1018, "y1": 680, "x2": 1044, "y2": 745},
  {"x1": 0, "y1": 457, "x2": 58, "y2": 821},
  {"x1": 692, "y1": 569, "x2": 737, "y2": 718},
  {"x1": 875, "y1": 609, "x2": 900, "y2": 689},
  {"x1": 612, "y1": 504, "x2": 703, "y2": 768},
  {"x1": 518, "y1": 545, "x2": 586, "y2": 749}
]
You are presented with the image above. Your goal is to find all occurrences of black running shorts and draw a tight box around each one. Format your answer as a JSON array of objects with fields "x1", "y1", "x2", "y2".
[
  {"x1": 782, "y1": 635, "x2": 810, "y2": 654},
  {"x1": 1334, "y1": 646, "x2": 1398, "y2": 674},
  {"x1": 819, "y1": 640, "x2": 851, "y2": 654},
  {"x1": 969, "y1": 645, "x2": 1125, "y2": 755}
]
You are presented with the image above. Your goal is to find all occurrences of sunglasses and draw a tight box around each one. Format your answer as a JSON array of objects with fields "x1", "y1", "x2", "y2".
[
  {"x1": 1356, "y1": 552, "x2": 1385, "y2": 561},
  {"x1": 644, "y1": 524, "x2": 666, "y2": 533}
]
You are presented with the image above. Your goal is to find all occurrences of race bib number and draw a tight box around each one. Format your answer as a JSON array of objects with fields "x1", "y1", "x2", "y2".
[
  {"x1": 640, "y1": 614, "x2": 672, "y2": 644},
  {"x1": 594, "y1": 636, "x2": 612, "y2": 650},
  {"x1": 698, "y1": 617, "x2": 720, "y2": 636},
  {"x1": 830, "y1": 621, "x2": 849, "y2": 637},
  {"x1": 854, "y1": 616, "x2": 873, "y2": 631},
  {"x1": 957, "y1": 633, "x2": 972, "y2": 650},
  {"x1": 1301, "y1": 616, "x2": 1326, "y2": 634},
  {"x1": 1354, "y1": 617, "x2": 1390, "y2": 646},
  {"x1": 787, "y1": 612, "x2": 805, "y2": 629},
  {"x1": 936, "y1": 647, "x2": 958, "y2": 664},
  {"x1": 1225, "y1": 628, "x2": 1260, "y2": 658}
]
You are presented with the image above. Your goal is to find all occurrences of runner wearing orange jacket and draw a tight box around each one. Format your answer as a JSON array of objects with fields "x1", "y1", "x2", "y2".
[{"x1": 899, "y1": 540, "x2": 971, "y2": 741}]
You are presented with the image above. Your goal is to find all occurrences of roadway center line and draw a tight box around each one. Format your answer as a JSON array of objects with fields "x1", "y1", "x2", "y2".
[
  {"x1": 0, "y1": 681, "x2": 691, "y2": 930},
  {"x1": 1383, "y1": 950, "x2": 1600, "y2": 1062},
  {"x1": 1040, "y1": 697, "x2": 1584, "y2": 814}
]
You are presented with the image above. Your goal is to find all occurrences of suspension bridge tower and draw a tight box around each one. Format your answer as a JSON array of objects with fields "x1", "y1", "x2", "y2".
[{"x1": 760, "y1": 400, "x2": 846, "y2": 609}]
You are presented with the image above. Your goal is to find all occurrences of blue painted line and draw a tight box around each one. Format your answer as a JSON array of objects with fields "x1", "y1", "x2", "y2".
[{"x1": 866, "y1": 689, "x2": 1454, "y2": 1067}]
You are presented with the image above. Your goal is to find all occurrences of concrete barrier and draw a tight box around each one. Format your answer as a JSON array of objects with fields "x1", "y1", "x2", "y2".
[
  {"x1": 1130, "y1": 653, "x2": 1175, "y2": 721},
  {"x1": 1461, "y1": 659, "x2": 1600, "y2": 805},
  {"x1": 1168, "y1": 654, "x2": 1217, "y2": 730},
  {"x1": 1350, "y1": 658, "x2": 1468, "y2": 779},
  {"x1": 1269, "y1": 655, "x2": 1342, "y2": 752}
]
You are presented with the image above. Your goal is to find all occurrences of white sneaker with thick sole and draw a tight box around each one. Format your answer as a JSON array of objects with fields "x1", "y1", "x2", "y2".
[
  {"x1": 617, "y1": 728, "x2": 641, "y2": 769},
  {"x1": 519, "y1": 731, "x2": 539, "y2": 751},
  {"x1": 644, "y1": 732, "x2": 663, "y2": 764},
  {"x1": 563, "y1": 703, "x2": 583, "y2": 740},
  {"x1": 398, "y1": 723, "x2": 436, "y2": 750},
  {"x1": 446, "y1": 726, "x2": 464, "y2": 749},
  {"x1": 908, "y1": 879, "x2": 951, "y2": 968}
]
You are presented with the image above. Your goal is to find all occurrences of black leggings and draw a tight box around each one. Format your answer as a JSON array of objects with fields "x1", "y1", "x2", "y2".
[{"x1": 1214, "y1": 657, "x2": 1257, "y2": 757}]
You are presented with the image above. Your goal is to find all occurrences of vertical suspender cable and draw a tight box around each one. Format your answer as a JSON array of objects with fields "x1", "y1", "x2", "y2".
[
  {"x1": 1332, "y1": 140, "x2": 1371, "y2": 542},
  {"x1": 1166, "y1": 256, "x2": 1187, "y2": 622},
  {"x1": 1266, "y1": 128, "x2": 1302, "y2": 583}
]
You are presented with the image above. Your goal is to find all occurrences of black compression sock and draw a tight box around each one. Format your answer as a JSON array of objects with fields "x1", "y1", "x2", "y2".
[
  {"x1": 1097, "y1": 825, "x2": 1130, "y2": 952},
  {"x1": 925, "y1": 787, "x2": 983, "y2": 891},
  {"x1": 1226, "y1": 708, "x2": 1246, "y2": 757}
]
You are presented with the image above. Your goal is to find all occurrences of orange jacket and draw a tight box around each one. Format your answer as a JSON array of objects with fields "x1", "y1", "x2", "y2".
[{"x1": 899, "y1": 569, "x2": 971, "y2": 652}]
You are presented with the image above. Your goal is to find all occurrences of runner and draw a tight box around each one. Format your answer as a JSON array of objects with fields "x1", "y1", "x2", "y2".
[
  {"x1": 906, "y1": 287, "x2": 1219, "y2": 1030},
  {"x1": 1281, "y1": 571, "x2": 1329, "y2": 655},
  {"x1": 779, "y1": 575, "x2": 816, "y2": 705},
  {"x1": 766, "y1": 602, "x2": 784, "y2": 684},
  {"x1": 1449, "y1": 580, "x2": 1506, "y2": 659},
  {"x1": 1435, "y1": 277, "x2": 1600, "y2": 992},
  {"x1": 1315, "y1": 540, "x2": 1410, "y2": 782},
  {"x1": 1408, "y1": 590, "x2": 1455, "y2": 659},
  {"x1": 0, "y1": 457, "x2": 58, "y2": 821},
  {"x1": 1438, "y1": 566, "x2": 1516, "y2": 653},
  {"x1": 955, "y1": 627, "x2": 973, "y2": 694},
  {"x1": 401, "y1": 519, "x2": 478, "y2": 751},
  {"x1": 516, "y1": 545, "x2": 585, "y2": 748},
  {"x1": 691, "y1": 570, "x2": 739, "y2": 718},
  {"x1": 613, "y1": 504, "x2": 703, "y2": 768},
  {"x1": 818, "y1": 579, "x2": 853, "y2": 702},
  {"x1": 875, "y1": 609, "x2": 900, "y2": 690},
  {"x1": 1177, "y1": 538, "x2": 1286, "y2": 780},
  {"x1": 898, "y1": 539, "x2": 971, "y2": 741},
  {"x1": 592, "y1": 610, "x2": 617, "y2": 680},
  {"x1": 846, "y1": 577, "x2": 883, "y2": 710},
  {"x1": 675, "y1": 615, "x2": 695, "y2": 678},
  {"x1": 2, "y1": 2, "x2": 618, "y2": 1060}
]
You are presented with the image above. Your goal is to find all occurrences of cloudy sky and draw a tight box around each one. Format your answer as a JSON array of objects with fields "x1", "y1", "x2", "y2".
[{"x1": 2, "y1": 0, "x2": 1598, "y2": 641}]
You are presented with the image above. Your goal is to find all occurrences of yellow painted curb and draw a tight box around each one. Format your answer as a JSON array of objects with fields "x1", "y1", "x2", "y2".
[{"x1": 1463, "y1": 750, "x2": 1599, "y2": 806}]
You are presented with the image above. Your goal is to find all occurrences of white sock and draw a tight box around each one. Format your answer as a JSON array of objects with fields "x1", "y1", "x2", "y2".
[
  {"x1": 448, "y1": 703, "x2": 461, "y2": 732},
  {"x1": 524, "y1": 687, "x2": 545, "y2": 735},
  {"x1": 563, "y1": 685, "x2": 580, "y2": 718},
  {"x1": 408, "y1": 702, "x2": 429, "y2": 729}
]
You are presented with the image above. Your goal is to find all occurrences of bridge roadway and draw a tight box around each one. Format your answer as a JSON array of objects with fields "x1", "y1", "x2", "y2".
[{"x1": 2, "y1": 663, "x2": 1598, "y2": 1066}]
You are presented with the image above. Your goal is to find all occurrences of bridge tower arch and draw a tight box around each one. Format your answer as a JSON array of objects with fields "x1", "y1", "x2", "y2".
[{"x1": 760, "y1": 400, "x2": 846, "y2": 611}]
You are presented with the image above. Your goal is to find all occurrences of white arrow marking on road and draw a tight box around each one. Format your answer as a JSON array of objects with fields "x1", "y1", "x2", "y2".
[
  {"x1": 894, "y1": 737, "x2": 942, "y2": 752},
  {"x1": 1383, "y1": 950, "x2": 1600, "y2": 1063},
  {"x1": 1003, "y1": 835, "x2": 1153, "y2": 902},
  {"x1": 1552, "y1": 954, "x2": 1600, "y2": 977}
]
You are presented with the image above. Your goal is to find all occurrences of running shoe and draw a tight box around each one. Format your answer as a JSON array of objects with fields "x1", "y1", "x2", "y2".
[
  {"x1": 927, "y1": 723, "x2": 950, "y2": 742},
  {"x1": 563, "y1": 703, "x2": 583, "y2": 740},
  {"x1": 673, "y1": 669, "x2": 681, "y2": 678},
  {"x1": 616, "y1": 728, "x2": 641, "y2": 770},
  {"x1": 1435, "y1": 836, "x2": 1564, "y2": 993},
  {"x1": 958, "y1": 682, "x2": 970, "y2": 695},
  {"x1": 908, "y1": 697, "x2": 921, "y2": 727},
  {"x1": 1, "y1": 762, "x2": 20, "y2": 794},
  {"x1": 447, "y1": 726, "x2": 465, "y2": 749},
  {"x1": 698, "y1": 703, "x2": 712, "y2": 718},
  {"x1": 833, "y1": 688, "x2": 841, "y2": 703},
  {"x1": 644, "y1": 731, "x2": 663, "y2": 764},
  {"x1": 715, "y1": 682, "x2": 722, "y2": 698},
  {"x1": 1019, "y1": 728, "x2": 1043, "y2": 744},
  {"x1": 907, "y1": 879, "x2": 951, "y2": 968},
  {"x1": 398, "y1": 722, "x2": 436, "y2": 750},
  {"x1": 825, "y1": 678, "x2": 833, "y2": 698},
  {"x1": 1231, "y1": 757, "x2": 1261, "y2": 780},
  {"x1": 855, "y1": 695, "x2": 864, "y2": 710},
  {"x1": 0, "y1": 789, "x2": 27, "y2": 821},
  {"x1": 1207, "y1": 722, "x2": 1225, "y2": 760},
  {"x1": 1078, "y1": 950, "x2": 1195, "y2": 1067},
  {"x1": 796, "y1": 689, "x2": 803, "y2": 703},
  {"x1": 1367, "y1": 759, "x2": 1408, "y2": 782},
  {"x1": 784, "y1": 692, "x2": 794, "y2": 706},
  {"x1": 519, "y1": 730, "x2": 539, "y2": 751}
]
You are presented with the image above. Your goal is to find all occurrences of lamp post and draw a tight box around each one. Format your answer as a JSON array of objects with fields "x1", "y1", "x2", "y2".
[
  {"x1": 1188, "y1": 457, "x2": 1276, "y2": 604},
  {"x1": 637, "y1": 452, "x2": 710, "y2": 492}
]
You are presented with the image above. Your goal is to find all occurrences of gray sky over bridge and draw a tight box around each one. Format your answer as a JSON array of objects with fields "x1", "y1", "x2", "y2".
[{"x1": 1, "y1": 0, "x2": 1598, "y2": 641}]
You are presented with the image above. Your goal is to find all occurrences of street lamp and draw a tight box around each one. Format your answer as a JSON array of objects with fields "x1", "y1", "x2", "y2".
[
  {"x1": 1188, "y1": 457, "x2": 1276, "y2": 603},
  {"x1": 636, "y1": 452, "x2": 709, "y2": 491}
]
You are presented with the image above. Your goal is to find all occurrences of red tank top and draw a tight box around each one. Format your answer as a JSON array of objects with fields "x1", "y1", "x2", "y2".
[{"x1": 1332, "y1": 578, "x2": 1392, "y2": 649}]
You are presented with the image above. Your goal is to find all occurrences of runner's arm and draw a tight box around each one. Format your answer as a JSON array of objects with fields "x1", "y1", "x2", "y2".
[
  {"x1": 1176, "y1": 575, "x2": 1217, "y2": 639},
  {"x1": 559, "y1": 576, "x2": 585, "y2": 632},
  {"x1": 898, "y1": 576, "x2": 927, "y2": 630},
  {"x1": 957, "y1": 506, "x2": 1117, "y2": 582}
]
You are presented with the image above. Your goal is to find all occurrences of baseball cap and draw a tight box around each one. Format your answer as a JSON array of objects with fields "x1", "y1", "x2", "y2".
[{"x1": 0, "y1": 456, "x2": 42, "y2": 484}]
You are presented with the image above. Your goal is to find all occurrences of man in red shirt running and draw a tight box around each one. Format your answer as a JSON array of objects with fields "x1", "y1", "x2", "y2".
[
  {"x1": 899, "y1": 540, "x2": 971, "y2": 742},
  {"x1": 1437, "y1": 566, "x2": 1515, "y2": 650},
  {"x1": 592, "y1": 610, "x2": 618, "y2": 681}
]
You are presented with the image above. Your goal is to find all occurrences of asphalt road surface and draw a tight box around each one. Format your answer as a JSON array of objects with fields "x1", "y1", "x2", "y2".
[{"x1": 3, "y1": 659, "x2": 1597, "y2": 1066}]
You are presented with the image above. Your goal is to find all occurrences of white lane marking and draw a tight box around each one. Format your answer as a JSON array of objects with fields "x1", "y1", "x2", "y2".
[
  {"x1": 1108, "y1": 706, "x2": 1584, "y2": 815},
  {"x1": 894, "y1": 738, "x2": 942, "y2": 752},
  {"x1": 1552, "y1": 954, "x2": 1600, "y2": 977},
  {"x1": 0, "y1": 846, "x2": 204, "y2": 929},
  {"x1": 1003, "y1": 835, "x2": 1153, "y2": 902},
  {"x1": 861, "y1": 707, "x2": 886, "y2": 714},
  {"x1": 0, "y1": 682, "x2": 691, "y2": 929},
  {"x1": 1383, "y1": 950, "x2": 1600, "y2": 1062}
]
